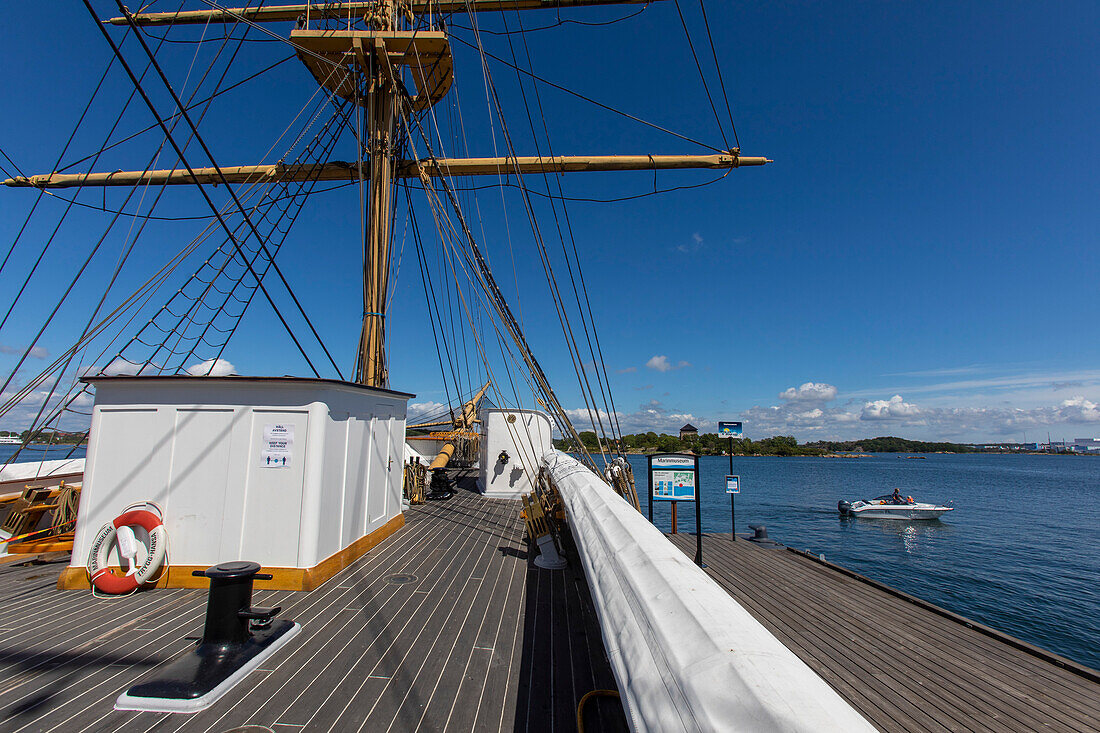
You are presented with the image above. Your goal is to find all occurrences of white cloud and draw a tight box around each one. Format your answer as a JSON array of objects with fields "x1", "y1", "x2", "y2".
[
  {"x1": 779, "y1": 382, "x2": 838, "y2": 403},
  {"x1": 0, "y1": 385, "x2": 94, "y2": 433},
  {"x1": 846, "y1": 369, "x2": 1100, "y2": 400},
  {"x1": 565, "y1": 370, "x2": 1100, "y2": 442},
  {"x1": 101, "y1": 358, "x2": 152, "y2": 376},
  {"x1": 408, "y1": 401, "x2": 447, "y2": 423},
  {"x1": 1059, "y1": 396, "x2": 1100, "y2": 422},
  {"x1": 1052, "y1": 381, "x2": 1084, "y2": 390},
  {"x1": 563, "y1": 399, "x2": 700, "y2": 435},
  {"x1": 186, "y1": 358, "x2": 237, "y2": 376},
  {"x1": 887, "y1": 365, "x2": 990, "y2": 377},
  {"x1": 731, "y1": 389, "x2": 1100, "y2": 441},
  {"x1": 861, "y1": 395, "x2": 922, "y2": 420},
  {"x1": 617, "y1": 366, "x2": 637, "y2": 374},
  {"x1": 0, "y1": 344, "x2": 49, "y2": 359},
  {"x1": 676, "y1": 232, "x2": 705, "y2": 253},
  {"x1": 646, "y1": 355, "x2": 690, "y2": 373},
  {"x1": 565, "y1": 406, "x2": 622, "y2": 426}
]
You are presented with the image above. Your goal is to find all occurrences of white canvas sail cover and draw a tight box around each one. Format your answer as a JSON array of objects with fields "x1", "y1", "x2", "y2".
[{"x1": 543, "y1": 449, "x2": 874, "y2": 732}]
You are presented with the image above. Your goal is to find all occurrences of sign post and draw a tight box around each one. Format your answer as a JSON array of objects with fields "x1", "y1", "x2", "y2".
[
  {"x1": 718, "y1": 422, "x2": 743, "y2": 541},
  {"x1": 647, "y1": 453, "x2": 704, "y2": 567}
]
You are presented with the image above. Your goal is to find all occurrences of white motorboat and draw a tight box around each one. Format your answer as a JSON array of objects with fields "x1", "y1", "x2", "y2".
[{"x1": 838, "y1": 493, "x2": 954, "y2": 520}]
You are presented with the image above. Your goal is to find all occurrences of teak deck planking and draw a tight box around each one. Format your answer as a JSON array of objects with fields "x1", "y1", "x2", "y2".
[
  {"x1": 0, "y1": 474, "x2": 626, "y2": 733},
  {"x1": 667, "y1": 531, "x2": 1100, "y2": 733}
]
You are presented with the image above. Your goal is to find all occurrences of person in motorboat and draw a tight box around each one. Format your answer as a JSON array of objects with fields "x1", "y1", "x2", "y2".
[{"x1": 889, "y1": 488, "x2": 916, "y2": 505}]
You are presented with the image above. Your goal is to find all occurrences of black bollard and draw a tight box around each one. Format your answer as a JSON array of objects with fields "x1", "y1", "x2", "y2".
[
  {"x1": 116, "y1": 561, "x2": 300, "y2": 713},
  {"x1": 193, "y1": 561, "x2": 279, "y2": 647},
  {"x1": 746, "y1": 524, "x2": 784, "y2": 548}
]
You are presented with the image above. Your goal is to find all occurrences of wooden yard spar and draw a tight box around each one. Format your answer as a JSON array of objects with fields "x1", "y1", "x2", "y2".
[
  {"x1": 409, "y1": 380, "x2": 491, "y2": 471},
  {"x1": 8, "y1": 0, "x2": 769, "y2": 402}
]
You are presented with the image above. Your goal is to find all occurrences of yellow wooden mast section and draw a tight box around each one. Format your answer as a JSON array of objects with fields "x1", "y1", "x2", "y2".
[
  {"x1": 426, "y1": 380, "x2": 491, "y2": 470},
  {"x1": 291, "y1": 30, "x2": 452, "y2": 112},
  {"x1": 4, "y1": 155, "x2": 769, "y2": 189}
]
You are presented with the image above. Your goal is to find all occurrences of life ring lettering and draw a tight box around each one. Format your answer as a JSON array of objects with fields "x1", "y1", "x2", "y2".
[{"x1": 88, "y1": 508, "x2": 168, "y2": 594}]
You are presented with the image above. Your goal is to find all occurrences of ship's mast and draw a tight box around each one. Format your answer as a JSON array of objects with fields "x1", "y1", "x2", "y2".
[
  {"x1": 10, "y1": 1, "x2": 770, "y2": 396},
  {"x1": 357, "y1": 0, "x2": 397, "y2": 387}
]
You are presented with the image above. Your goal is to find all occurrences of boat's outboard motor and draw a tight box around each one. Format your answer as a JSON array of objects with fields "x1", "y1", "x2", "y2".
[{"x1": 838, "y1": 500, "x2": 853, "y2": 515}]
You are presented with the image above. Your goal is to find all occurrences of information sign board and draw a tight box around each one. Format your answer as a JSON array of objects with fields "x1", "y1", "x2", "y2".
[
  {"x1": 726, "y1": 475, "x2": 740, "y2": 494},
  {"x1": 261, "y1": 423, "x2": 294, "y2": 468},
  {"x1": 717, "y1": 421, "x2": 743, "y2": 438},
  {"x1": 649, "y1": 454, "x2": 697, "y2": 501}
]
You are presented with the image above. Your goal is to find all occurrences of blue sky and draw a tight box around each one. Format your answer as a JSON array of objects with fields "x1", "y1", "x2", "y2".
[{"x1": 0, "y1": 1, "x2": 1097, "y2": 442}]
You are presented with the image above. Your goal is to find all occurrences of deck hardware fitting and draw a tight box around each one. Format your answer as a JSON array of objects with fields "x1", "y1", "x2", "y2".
[
  {"x1": 521, "y1": 492, "x2": 567, "y2": 570},
  {"x1": 744, "y1": 524, "x2": 784, "y2": 548},
  {"x1": 115, "y1": 561, "x2": 300, "y2": 713}
]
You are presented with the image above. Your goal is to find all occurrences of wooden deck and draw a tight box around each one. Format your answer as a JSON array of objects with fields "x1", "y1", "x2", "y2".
[
  {"x1": 667, "y1": 532, "x2": 1100, "y2": 733},
  {"x1": 0, "y1": 474, "x2": 626, "y2": 733}
]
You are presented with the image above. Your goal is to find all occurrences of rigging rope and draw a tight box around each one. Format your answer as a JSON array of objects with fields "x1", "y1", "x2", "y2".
[
  {"x1": 459, "y1": 6, "x2": 613, "y2": 458},
  {"x1": 95, "y1": 0, "x2": 328, "y2": 376},
  {"x1": 501, "y1": 6, "x2": 626, "y2": 452},
  {"x1": 57, "y1": 55, "x2": 295, "y2": 174},
  {"x1": 4, "y1": 2, "x2": 351, "y2": 459},
  {"x1": 447, "y1": 33, "x2": 725, "y2": 154},
  {"x1": 672, "y1": 0, "x2": 730, "y2": 151},
  {"x1": 396, "y1": 98, "x2": 598, "y2": 470},
  {"x1": 696, "y1": 0, "x2": 739, "y2": 150}
]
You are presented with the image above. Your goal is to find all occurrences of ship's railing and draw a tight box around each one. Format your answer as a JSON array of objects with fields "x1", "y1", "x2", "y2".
[
  {"x1": 0, "y1": 458, "x2": 85, "y2": 496},
  {"x1": 542, "y1": 449, "x2": 874, "y2": 733}
]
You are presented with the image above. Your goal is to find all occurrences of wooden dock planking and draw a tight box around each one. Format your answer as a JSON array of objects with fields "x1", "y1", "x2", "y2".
[
  {"x1": 0, "y1": 475, "x2": 626, "y2": 732},
  {"x1": 667, "y1": 532, "x2": 1100, "y2": 733},
  {"x1": 753, "y1": 551, "x2": 1093, "y2": 730},
  {"x1": 702, "y1": 540, "x2": 1096, "y2": 732},
  {"x1": 747, "y1": 544, "x2": 1100, "y2": 726}
]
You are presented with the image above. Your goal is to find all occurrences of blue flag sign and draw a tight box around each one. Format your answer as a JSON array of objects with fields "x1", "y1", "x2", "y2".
[
  {"x1": 650, "y1": 455, "x2": 696, "y2": 501},
  {"x1": 726, "y1": 475, "x2": 740, "y2": 494},
  {"x1": 718, "y1": 421, "x2": 743, "y2": 438}
]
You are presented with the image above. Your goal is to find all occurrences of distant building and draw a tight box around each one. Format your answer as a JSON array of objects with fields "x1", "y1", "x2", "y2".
[
  {"x1": 679, "y1": 423, "x2": 698, "y2": 441},
  {"x1": 1073, "y1": 438, "x2": 1100, "y2": 452}
]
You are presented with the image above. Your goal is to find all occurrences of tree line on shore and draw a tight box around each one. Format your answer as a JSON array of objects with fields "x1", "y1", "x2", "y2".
[
  {"x1": 555, "y1": 432, "x2": 976, "y2": 456},
  {"x1": 0, "y1": 429, "x2": 86, "y2": 445}
]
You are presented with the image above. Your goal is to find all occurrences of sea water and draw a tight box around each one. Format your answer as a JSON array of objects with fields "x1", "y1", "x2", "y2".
[
  {"x1": 0, "y1": 444, "x2": 87, "y2": 466},
  {"x1": 630, "y1": 452, "x2": 1100, "y2": 670}
]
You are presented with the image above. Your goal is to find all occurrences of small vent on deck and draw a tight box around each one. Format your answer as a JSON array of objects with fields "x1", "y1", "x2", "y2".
[{"x1": 386, "y1": 573, "x2": 417, "y2": 585}]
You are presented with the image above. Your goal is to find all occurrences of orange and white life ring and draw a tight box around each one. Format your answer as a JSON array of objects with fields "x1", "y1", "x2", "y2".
[{"x1": 88, "y1": 506, "x2": 168, "y2": 594}]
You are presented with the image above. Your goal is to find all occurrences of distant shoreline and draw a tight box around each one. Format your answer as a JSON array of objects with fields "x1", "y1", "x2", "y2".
[{"x1": 617, "y1": 450, "x2": 1092, "y2": 458}]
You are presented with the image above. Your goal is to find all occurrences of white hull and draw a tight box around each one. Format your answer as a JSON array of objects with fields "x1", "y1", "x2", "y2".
[
  {"x1": 848, "y1": 505, "x2": 952, "y2": 520},
  {"x1": 839, "y1": 497, "x2": 953, "y2": 520}
]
